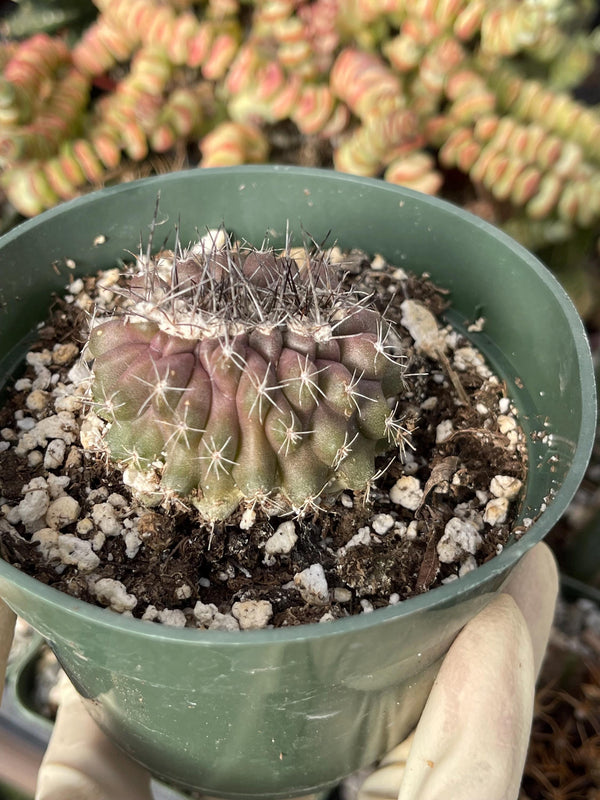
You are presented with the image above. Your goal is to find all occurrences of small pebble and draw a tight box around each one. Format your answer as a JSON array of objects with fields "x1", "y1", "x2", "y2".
[
  {"x1": 91, "y1": 532, "x2": 106, "y2": 551},
  {"x1": 142, "y1": 605, "x2": 159, "y2": 622},
  {"x1": 400, "y1": 299, "x2": 445, "y2": 359},
  {"x1": 420, "y1": 396, "x2": 437, "y2": 411},
  {"x1": 343, "y1": 527, "x2": 372, "y2": 551},
  {"x1": 108, "y1": 493, "x2": 128, "y2": 508},
  {"x1": 405, "y1": 520, "x2": 419, "y2": 540},
  {"x1": 319, "y1": 612, "x2": 336, "y2": 623},
  {"x1": 47, "y1": 474, "x2": 70, "y2": 498},
  {"x1": 16, "y1": 417, "x2": 36, "y2": 432},
  {"x1": 193, "y1": 601, "x2": 219, "y2": 627},
  {"x1": 453, "y1": 346, "x2": 485, "y2": 372},
  {"x1": 209, "y1": 614, "x2": 240, "y2": 632},
  {"x1": 192, "y1": 600, "x2": 240, "y2": 631}
]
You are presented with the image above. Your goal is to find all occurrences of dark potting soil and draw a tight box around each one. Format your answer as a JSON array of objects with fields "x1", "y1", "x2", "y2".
[{"x1": 0, "y1": 246, "x2": 530, "y2": 629}]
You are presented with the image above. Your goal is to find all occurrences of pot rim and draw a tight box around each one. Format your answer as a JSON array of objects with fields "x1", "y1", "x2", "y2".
[{"x1": 0, "y1": 165, "x2": 595, "y2": 643}]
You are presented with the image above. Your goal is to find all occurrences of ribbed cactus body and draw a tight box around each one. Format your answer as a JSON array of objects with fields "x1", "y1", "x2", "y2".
[{"x1": 87, "y1": 237, "x2": 405, "y2": 520}]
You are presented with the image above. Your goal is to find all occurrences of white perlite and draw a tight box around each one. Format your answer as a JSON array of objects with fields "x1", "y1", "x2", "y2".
[
  {"x1": 294, "y1": 564, "x2": 329, "y2": 606},
  {"x1": 435, "y1": 420, "x2": 454, "y2": 443},
  {"x1": 17, "y1": 477, "x2": 50, "y2": 528},
  {"x1": 437, "y1": 517, "x2": 483, "y2": 564},
  {"x1": 43, "y1": 438, "x2": 66, "y2": 469},
  {"x1": 124, "y1": 529, "x2": 142, "y2": 558},
  {"x1": 371, "y1": 513, "x2": 394, "y2": 535},
  {"x1": 91, "y1": 503, "x2": 122, "y2": 536},
  {"x1": 497, "y1": 414, "x2": 517, "y2": 434},
  {"x1": 46, "y1": 496, "x2": 81, "y2": 530},
  {"x1": 31, "y1": 528, "x2": 60, "y2": 561},
  {"x1": 20, "y1": 412, "x2": 78, "y2": 450},
  {"x1": 157, "y1": 609, "x2": 187, "y2": 628},
  {"x1": 490, "y1": 475, "x2": 523, "y2": 500},
  {"x1": 239, "y1": 507, "x2": 256, "y2": 530},
  {"x1": 192, "y1": 601, "x2": 240, "y2": 631},
  {"x1": 58, "y1": 534, "x2": 100, "y2": 572},
  {"x1": 483, "y1": 497, "x2": 509, "y2": 526},
  {"x1": 232, "y1": 600, "x2": 273, "y2": 630},
  {"x1": 264, "y1": 521, "x2": 297, "y2": 556},
  {"x1": 390, "y1": 476, "x2": 423, "y2": 510},
  {"x1": 92, "y1": 578, "x2": 137, "y2": 612},
  {"x1": 175, "y1": 584, "x2": 192, "y2": 600}
]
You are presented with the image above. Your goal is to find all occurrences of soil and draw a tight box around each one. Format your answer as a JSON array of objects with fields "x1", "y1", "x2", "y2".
[{"x1": 0, "y1": 244, "x2": 530, "y2": 629}]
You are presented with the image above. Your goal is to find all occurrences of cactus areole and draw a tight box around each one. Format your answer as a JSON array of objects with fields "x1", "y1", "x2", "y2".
[{"x1": 86, "y1": 231, "x2": 407, "y2": 522}]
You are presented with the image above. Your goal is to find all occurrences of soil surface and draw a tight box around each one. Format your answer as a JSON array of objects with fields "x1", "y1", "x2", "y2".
[{"x1": 0, "y1": 244, "x2": 531, "y2": 629}]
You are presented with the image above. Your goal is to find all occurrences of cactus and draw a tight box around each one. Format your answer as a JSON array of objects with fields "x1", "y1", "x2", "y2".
[{"x1": 86, "y1": 232, "x2": 406, "y2": 521}]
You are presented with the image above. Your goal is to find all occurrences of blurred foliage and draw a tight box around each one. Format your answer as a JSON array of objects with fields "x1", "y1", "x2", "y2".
[
  {"x1": 0, "y1": 0, "x2": 97, "y2": 39},
  {"x1": 0, "y1": 0, "x2": 599, "y2": 317}
]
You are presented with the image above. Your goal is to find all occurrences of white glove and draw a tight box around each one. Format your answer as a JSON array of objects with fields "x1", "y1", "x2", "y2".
[
  {"x1": 358, "y1": 542, "x2": 558, "y2": 800},
  {"x1": 35, "y1": 680, "x2": 153, "y2": 800},
  {"x1": 0, "y1": 598, "x2": 16, "y2": 705}
]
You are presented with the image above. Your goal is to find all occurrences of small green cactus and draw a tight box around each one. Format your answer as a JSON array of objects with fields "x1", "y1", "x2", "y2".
[{"x1": 86, "y1": 231, "x2": 406, "y2": 521}]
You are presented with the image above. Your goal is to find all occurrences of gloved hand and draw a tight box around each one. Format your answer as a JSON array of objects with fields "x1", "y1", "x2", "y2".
[
  {"x1": 358, "y1": 541, "x2": 558, "y2": 800},
  {"x1": 0, "y1": 541, "x2": 558, "y2": 800},
  {"x1": 0, "y1": 598, "x2": 152, "y2": 800}
]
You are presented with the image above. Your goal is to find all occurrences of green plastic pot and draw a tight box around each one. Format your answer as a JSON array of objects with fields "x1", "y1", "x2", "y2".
[{"x1": 0, "y1": 166, "x2": 595, "y2": 798}]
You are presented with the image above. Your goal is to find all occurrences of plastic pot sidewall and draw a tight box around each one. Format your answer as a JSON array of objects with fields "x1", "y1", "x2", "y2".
[{"x1": 0, "y1": 167, "x2": 595, "y2": 798}]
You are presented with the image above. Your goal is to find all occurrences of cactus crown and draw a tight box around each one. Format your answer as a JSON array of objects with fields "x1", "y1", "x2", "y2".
[{"x1": 86, "y1": 226, "x2": 407, "y2": 522}]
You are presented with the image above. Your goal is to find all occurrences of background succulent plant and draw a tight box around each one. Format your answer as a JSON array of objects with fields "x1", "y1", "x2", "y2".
[
  {"x1": 86, "y1": 231, "x2": 406, "y2": 521},
  {"x1": 1, "y1": 0, "x2": 600, "y2": 321}
]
